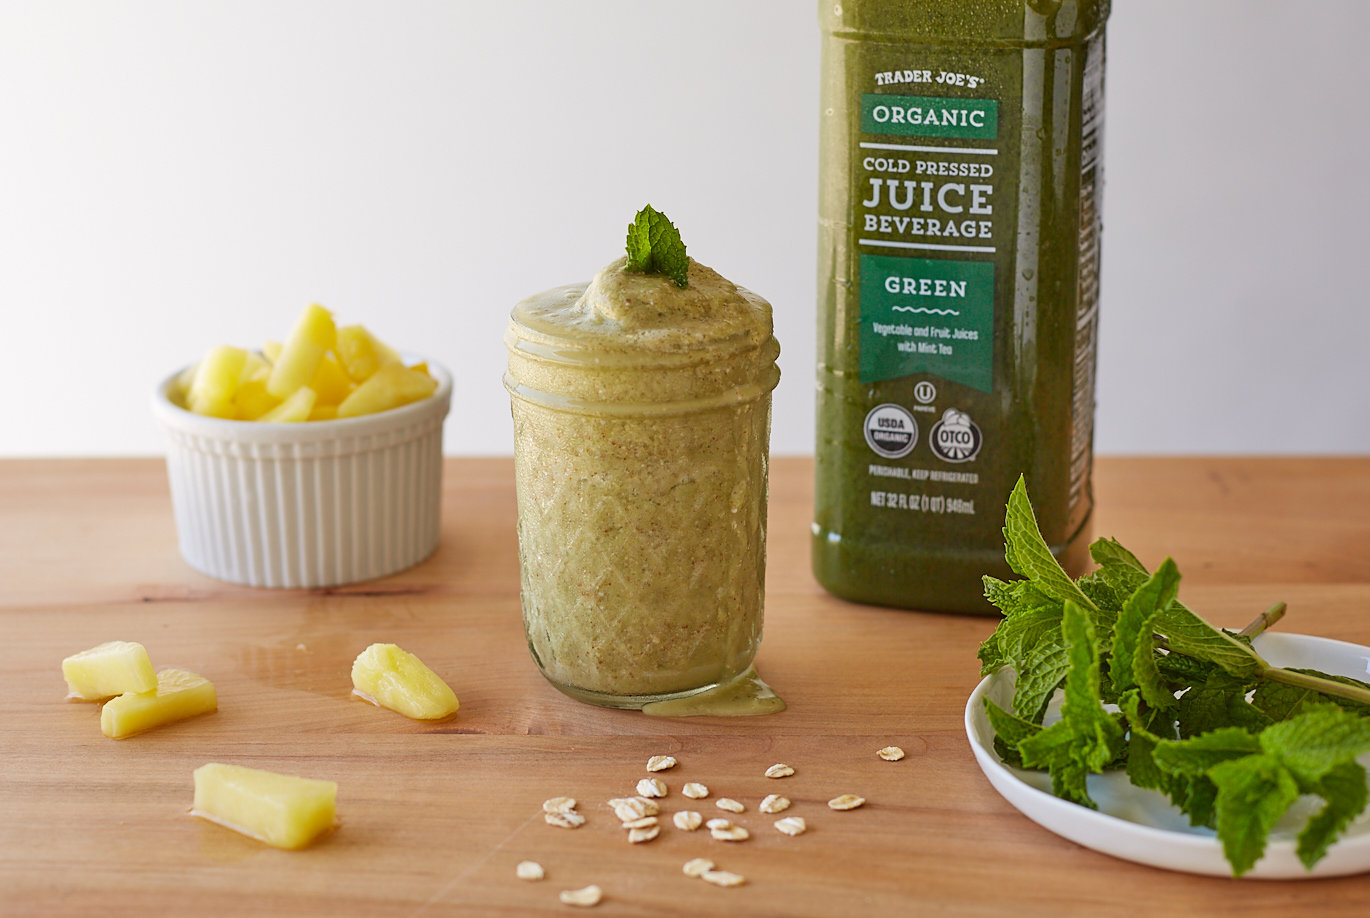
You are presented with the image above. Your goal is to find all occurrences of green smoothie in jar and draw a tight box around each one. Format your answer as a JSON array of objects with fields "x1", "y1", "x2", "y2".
[
  {"x1": 814, "y1": 0, "x2": 1110, "y2": 613},
  {"x1": 505, "y1": 207, "x2": 783, "y2": 714}
]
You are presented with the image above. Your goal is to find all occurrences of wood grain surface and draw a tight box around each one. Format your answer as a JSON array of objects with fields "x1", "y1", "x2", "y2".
[{"x1": 2, "y1": 456, "x2": 1369, "y2": 916}]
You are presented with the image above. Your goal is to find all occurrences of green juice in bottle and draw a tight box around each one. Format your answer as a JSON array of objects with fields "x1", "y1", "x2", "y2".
[{"x1": 813, "y1": 0, "x2": 1110, "y2": 614}]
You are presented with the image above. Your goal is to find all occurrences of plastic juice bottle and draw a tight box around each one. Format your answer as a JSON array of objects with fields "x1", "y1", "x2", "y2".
[{"x1": 813, "y1": 0, "x2": 1110, "y2": 614}]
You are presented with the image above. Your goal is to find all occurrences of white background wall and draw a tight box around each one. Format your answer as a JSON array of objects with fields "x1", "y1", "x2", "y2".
[{"x1": 2, "y1": 0, "x2": 1367, "y2": 457}]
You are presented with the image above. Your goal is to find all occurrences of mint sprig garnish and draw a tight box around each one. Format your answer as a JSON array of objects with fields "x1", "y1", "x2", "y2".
[
  {"x1": 624, "y1": 204, "x2": 689, "y2": 288},
  {"x1": 980, "y1": 475, "x2": 1370, "y2": 875}
]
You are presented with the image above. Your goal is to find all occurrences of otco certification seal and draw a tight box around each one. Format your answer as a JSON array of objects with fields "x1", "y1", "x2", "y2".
[
  {"x1": 929, "y1": 408, "x2": 982, "y2": 462},
  {"x1": 863, "y1": 403, "x2": 917, "y2": 459}
]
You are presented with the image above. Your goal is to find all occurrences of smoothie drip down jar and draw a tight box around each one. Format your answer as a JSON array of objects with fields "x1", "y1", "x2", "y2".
[
  {"x1": 814, "y1": 0, "x2": 1110, "y2": 613},
  {"x1": 505, "y1": 257, "x2": 781, "y2": 709}
]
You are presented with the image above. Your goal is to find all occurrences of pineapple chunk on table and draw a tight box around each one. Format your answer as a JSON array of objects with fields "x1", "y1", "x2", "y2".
[
  {"x1": 336, "y1": 364, "x2": 437, "y2": 419},
  {"x1": 62, "y1": 641, "x2": 157, "y2": 700},
  {"x1": 351, "y1": 643, "x2": 459, "y2": 721},
  {"x1": 101, "y1": 668, "x2": 218, "y2": 739},
  {"x1": 192, "y1": 763, "x2": 337, "y2": 850}
]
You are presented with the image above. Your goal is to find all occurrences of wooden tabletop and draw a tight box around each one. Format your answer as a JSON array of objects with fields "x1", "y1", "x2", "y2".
[{"x1": 3, "y1": 456, "x2": 1369, "y2": 916}]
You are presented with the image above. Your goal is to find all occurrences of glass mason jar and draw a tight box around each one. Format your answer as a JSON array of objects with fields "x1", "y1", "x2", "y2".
[{"x1": 504, "y1": 260, "x2": 781, "y2": 709}]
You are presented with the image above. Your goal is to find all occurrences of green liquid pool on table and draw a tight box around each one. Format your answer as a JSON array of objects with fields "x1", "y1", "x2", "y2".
[{"x1": 813, "y1": 0, "x2": 1111, "y2": 614}]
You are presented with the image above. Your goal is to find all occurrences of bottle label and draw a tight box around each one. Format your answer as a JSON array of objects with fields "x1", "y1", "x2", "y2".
[
  {"x1": 858, "y1": 254, "x2": 994, "y2": 392},
  {"x1": 854, "y1": 90, "x2": 1004, "y2": 394}
]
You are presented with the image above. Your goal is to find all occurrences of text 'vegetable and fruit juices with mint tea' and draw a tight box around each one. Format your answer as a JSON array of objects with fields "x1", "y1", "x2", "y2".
[{"x1": 813, "y1": 0, "x2": 1110, "y2": 614}]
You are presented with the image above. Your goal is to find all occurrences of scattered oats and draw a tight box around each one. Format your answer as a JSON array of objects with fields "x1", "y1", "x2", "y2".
[
  {"x1": 628, "y1": 825, "x2": 661, "y2": 844},
  {"x1": 710, "y1": 824, "x2": 750, "y2": 842},
  {"x1": 682, "y1": 857, "x2": 715, "y2": 878},
  {"x1": 516, "y1": 860, "x2": 545, "y2": 881},
  {"x1": 759, "y1": 794, "x2": 790, "y2": 814},
  {"x1": 543, "y1": 796, "x2": 578, "y2": 815},
  {"x1": 877, "y1": 746, "x2": 906, "y2": 762},
  {"x1": 673, "y1": 810, "x2": 703, "y2": 831},
  {"x1": 705, "y1": 817, "x2": 733, "y2": 831},
  {"x1": 636, "y1": 777, "x2": 667, "y2": 798},
  {"x1": 701, "y1": 869, "x2": 747, "y2": 888},
  {"x1": 715, "y1": 797, "x2": 745, "y2": 814},
  {"x1": 828, "y1": 794, "x2": 866, "y2": 811},
  {"x1": 559, "y1": 885, "x2": 603, "y2": 907},
  {"x1": 621, "y1": 815, "x2": 658, "y2": 830},
  {"x1": 764, "y1": 763, "x2": 795, "y2": 779},
  {"x1": 681, "y1": 782, "x2": 710, "y2": 799},
  {"x1": 645, "y1": 755, "x2": 677, "y2": 772},
  {"x1": 632, "y1": 796, "x2": 661, "y2": 815},
  {"x1": 545, "y1": 810, "x2": 586, "y2": 829},
  {"x1": 774, "y1": 816, "x2": 807, "y2": 836}
]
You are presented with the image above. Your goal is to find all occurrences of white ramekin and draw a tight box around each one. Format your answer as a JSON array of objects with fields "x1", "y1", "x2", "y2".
[{"x1": 151, "y1": 363, "x2": 452, "y2": 588}]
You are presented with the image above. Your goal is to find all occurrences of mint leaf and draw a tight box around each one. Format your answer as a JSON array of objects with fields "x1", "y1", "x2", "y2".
[
  {"x1": 1151, "y1": 726, "x2": 1261, "y2": 828},
  {"x1": 1259, "y1": 704, "x2": 1370, "y2": 783},
  {"x1": 1118, "y1": 690, "x2": 1173, "y2": 792},
  {"x1": 1209, "y1": 755, "x2": 1300, "y2": 876},
  {"x1": 1152, "y1": 726, "x2": 1263, "y2": 776},
  {"x1": 984, "y1": 698, "x2": 1041, "y2": 767},
  {"x1": 1016, "y1": 601, "x2": 1124, "y2": 808},
  {"x1": 1011, "y1": 633, "x2": 1069, "y2": 724},
  {"x1": 1080, "y1": 537, "x2": 1150, "y2": 611},
  {"x1": 1253, "y1": 670, "x2": 1370, "y2": 721},
  {"x1": 979, "y1": 578, "x2": 1069, "y2": 720},
  {"x1": 978, "y1": 576, "x2": 1027, "y2": 675},
  {"x1": 1155, "y1": 650, "x2": 1218, "y2": 687},
  {"x1": 1017, "y1": 725, "x2": 1094, "y2": 806},
  {"x1": 980, "y1": 577, "x2": 1059, "y2": 678},
  {"x1": 1089, "y1": 537, "x2": 1149, "y2": 572},
  {"x1": 1153, "y1": 603, "x2": 1266, "y2": 679},
  {"x1": 1298, "y1": 761, "x2": 1369, "y2": 869},
  {"x1": 1175, "y1": 670, "x2": 1271, "y2": 738},
  {"x1": 976, "y1": 629, "x2": 1006, "y2": 676},
  {"x1": 1076, "y1": 570, "x2": 1134, "y2": 617},
  {"x1": 1002, "y1": 476, "x2": 1099, "y2": 614},
  {"x1": 1110, "y1": 558, "x2": 1181, "y2": 708},
  {"x1": 624, "y1": 204, "x2": 689, "y2": 287}
]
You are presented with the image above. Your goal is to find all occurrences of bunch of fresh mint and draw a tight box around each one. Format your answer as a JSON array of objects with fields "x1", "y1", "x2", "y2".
[{"x1": 979, "y1": 477, "x2": 1370, "y2": 875}]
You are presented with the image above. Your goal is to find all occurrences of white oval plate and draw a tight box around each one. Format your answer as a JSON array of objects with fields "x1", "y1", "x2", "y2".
[{"x1": 965, "y1": 631, "x2": 1370, "y2": 878}]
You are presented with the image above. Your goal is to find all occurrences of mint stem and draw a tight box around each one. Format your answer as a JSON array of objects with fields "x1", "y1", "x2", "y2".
[
  {"x1": 1258, "y1": 664, "x2": 1370, "y2": 708},
  {"x1": 1236, "y1": 602, "x2": 1287, "y2": 639},
  {"x1": 1231, "y1": 602, "x2": 1370, "y2": 707}
]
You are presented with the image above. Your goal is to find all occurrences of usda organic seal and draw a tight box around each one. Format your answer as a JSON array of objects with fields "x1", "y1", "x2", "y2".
[
  {"x1": 929, "y1": 408, "x2": 982, "y2": 462},
  {"x1": 863, "y1": 403, "x2": 917, "y2": 459}
]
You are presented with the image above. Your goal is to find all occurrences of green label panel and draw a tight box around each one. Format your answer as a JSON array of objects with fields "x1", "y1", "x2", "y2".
[
  {"x1": 860, "y1": 94, "x2": 998, "y2": 140},
  {"x1": 858, "y1": 254, "x2": 994, "y2": 392}
]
